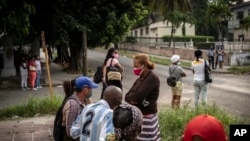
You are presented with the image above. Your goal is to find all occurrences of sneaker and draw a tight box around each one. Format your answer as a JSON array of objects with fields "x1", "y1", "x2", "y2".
[
  {"x1": 22, "y1": 88, "x2": 26, "y2": 91},
  {"x1": 25, "y1": 87, "x2": 30, "y2": 90},
  {"x1": 32, "y1": 88, "x2": 37, "y2": 91},
  {"x1": 39, "y1": 86, "x2": 43, "y2": 88}
]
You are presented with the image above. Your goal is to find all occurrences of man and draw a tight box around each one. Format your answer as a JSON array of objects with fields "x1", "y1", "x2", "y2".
[
  {"x1": 207, "y1": 46, "x2": 215, "y2": 69},
  {"x1": 182, "y1": 114, "x2": 228, "y2": 141},
  {"x1": 62, "y1": 76, "x2": 98, "y2": 141},
  {"x1": 169, "y1": 55, "x2": 186, "y2": 109},
  {"x1": 70, "y1": 86, "x2": 123, "y2": 141}
]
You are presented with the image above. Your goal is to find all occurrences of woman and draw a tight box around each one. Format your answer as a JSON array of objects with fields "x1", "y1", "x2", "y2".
[
  {"x1": 217, "y1": 48, "x2": 225, "y2": 70},
  {"x1": 169, "y1": 55, "x2": 186, "y2": 109},
  {"x1": 28, "y1": 56, "x2": 37, "y2": 90},
  {"x1": 191, "y1": 50, "x2": 211, "y2": 107},
  {"x1": 35, "y1": 55, "x2": 42, "y2": 89},
  {"x1": 20, "y1": 57, "x2": 29, "y2": 90},
  {"x1": 101, "y1": 48, "x2": 124, "y2": 99},
  {"x1": 105, "y1": 104, "x2": 143, "y2": 141},
  {"x1": 125, "y1": 53, "x2": 161, "y2": 141}
]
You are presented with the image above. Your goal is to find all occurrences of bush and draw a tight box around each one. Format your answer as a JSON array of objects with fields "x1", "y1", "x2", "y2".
[
  {"x1": 158, "y1": 103, "x2": 247, "y2": 141},
  {"x1": 196, "y1": 42, "x2": 215, "y2": 50},
  {"x1": 125, "y1": 36, "x2": 137, "y2": 44},
  {"x1": 0, "y1": 96, "x2": 63, "y2": 120}
]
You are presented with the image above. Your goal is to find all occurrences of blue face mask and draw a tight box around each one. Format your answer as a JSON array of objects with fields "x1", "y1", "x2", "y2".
[{"x1": 86, "y1": 91, "x2": 93, "y2": 98}]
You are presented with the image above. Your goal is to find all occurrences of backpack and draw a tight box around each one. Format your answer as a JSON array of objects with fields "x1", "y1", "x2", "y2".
[
  {"x1": 106, "y1": 58, "x2": 121, "y2": 81},
  {"x1": 93, "y1": 66, "x2": 103, "y2": 83},
  {"x1": 166, "y1": 67, "x2": 178, "y2": 87},
  {"x1": 53, "y1": 96, "x2": 82, "y2": 141}
]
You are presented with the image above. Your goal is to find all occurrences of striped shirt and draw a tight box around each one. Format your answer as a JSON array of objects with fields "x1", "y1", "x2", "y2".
[{"x1": 70, "y1": 99, "x2": 114, "y2": 141}]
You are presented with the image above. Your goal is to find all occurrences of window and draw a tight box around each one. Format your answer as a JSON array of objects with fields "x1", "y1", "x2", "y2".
[
  {"x1": 146, "y1": 27, "x2": 149, "y2": 34},
  {"x1": 131, "y1": 32, "x2": 133, "y2": 36},
  {"x1": 135, "y1": 30, "x2": 138, "y2": 37},
  {"x1": 140, "y1": 28, "x2": 143, "y2": 36},
  {"x1": 236, "y1": 11, "x2": 244, "y2": 20}
]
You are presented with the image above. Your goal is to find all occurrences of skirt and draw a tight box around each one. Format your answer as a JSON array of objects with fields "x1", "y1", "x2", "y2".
[{"x1": 135, "y1": 114, "x2": 161, "y2": 141}]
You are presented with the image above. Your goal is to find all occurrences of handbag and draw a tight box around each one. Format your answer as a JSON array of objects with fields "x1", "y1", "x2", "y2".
[
  {"x1": 204, "y1": 60, "x2": 212, "y2": 83},
  {"x1": 93, "y1": 66, "x2": 103, "y2": 83},
  {"x1": 106, "y1": 58, "x2": 122, "y2": 81},
  {"x1": 167, "y1": 66, "x2": 177, "y2": 87}
]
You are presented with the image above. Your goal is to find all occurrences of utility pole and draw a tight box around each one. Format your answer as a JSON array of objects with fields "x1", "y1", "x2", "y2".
[
  {"x1": 41, "y1": 31, "x2": 54, "y2": 97},
  {"x1": 82, "y1": 29, "x2": 88, "y2": 76}
]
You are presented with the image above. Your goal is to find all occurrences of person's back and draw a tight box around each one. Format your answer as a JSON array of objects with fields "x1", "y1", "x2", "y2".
[
  {"x1": 191, "y1": 59, "x2": 205, "y2": 81},
  {"x1": 70, "y1": 86, "x2": 123, "y2": 141}
]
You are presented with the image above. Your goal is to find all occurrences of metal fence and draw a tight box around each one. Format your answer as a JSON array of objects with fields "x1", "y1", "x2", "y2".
[{"x1": 131, "y1": 37, "x2": 250, "y2": 52}]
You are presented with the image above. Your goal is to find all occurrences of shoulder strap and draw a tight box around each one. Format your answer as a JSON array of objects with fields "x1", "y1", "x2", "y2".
[
  {"x1": 169, "y1": 66, "x2": 178, "y2": 75},
  {"x1": 110, "y1": 58, "x2": 114, "y2": 67}
]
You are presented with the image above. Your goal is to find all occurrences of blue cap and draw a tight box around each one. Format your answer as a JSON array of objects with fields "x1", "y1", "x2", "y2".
[{"x1": 75, "y1": 76, "x2": 98, "y2": 89}]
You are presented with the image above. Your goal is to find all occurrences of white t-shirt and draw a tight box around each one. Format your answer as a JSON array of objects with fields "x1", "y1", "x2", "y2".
[
  {"x1": 35, "y1": 60, "x2": 41, "y2": 71},
  {"x1": 191, "y1": 59, "x2": 209, "y2": 81}
]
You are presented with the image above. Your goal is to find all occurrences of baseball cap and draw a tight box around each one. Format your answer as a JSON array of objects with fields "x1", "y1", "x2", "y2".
[
  {"x1": 75, "y1": 76, "x2": 98, "y2": 89},
  {"x1": 183, "y1": 114, "x2": 227, "y2": 141},
  {"x1": 171, "y1": 55, "x2": 180, "y2": 63}
]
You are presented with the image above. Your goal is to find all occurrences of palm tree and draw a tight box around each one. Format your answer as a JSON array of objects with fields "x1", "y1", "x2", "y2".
[
  {"x1": 206, "y1": 0, "x2": 231, "y2": 42},
  {"x1": 244, "y1": 16, "x2": 250, "y2": 31},
  {"x1": 149, "y1": 0, "x2": 192, "y2": 50}
]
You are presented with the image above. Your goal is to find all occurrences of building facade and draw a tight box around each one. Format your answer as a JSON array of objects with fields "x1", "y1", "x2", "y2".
[{"x1": 230, "y1": 1, "x2": 250, "y2": 41}]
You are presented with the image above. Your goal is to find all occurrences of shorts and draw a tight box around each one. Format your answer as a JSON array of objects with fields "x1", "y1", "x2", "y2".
[{"x1": 171, "y1": 81, "x2": 183, "y2": 96}]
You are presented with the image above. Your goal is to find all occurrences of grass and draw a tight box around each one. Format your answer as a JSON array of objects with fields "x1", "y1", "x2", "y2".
[
  {"x1": 228, "y1": 65, "x2": 250, "y2": 74},
  {"x1": 0, "y1": 96, "x2": 247, "y2": 141},
  {"x1": 0, "y1": 96, "x2": 63, "y2": 120},
  {"x1": 159, "y1": 103, "x2": 247, "y2": 141}
]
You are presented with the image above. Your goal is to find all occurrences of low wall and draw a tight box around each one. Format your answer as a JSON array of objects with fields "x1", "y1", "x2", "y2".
[
  {"x1": 231, "y1": 52, "x2": 250, "y2": 65},
  {"x1": 121, "y1": 43, "x2": 231, "y2": 66}
]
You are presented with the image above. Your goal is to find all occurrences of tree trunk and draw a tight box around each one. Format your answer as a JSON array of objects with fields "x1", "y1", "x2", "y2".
[{"x1": 82, "y1": 29, "x2": 87, "y2": 76}]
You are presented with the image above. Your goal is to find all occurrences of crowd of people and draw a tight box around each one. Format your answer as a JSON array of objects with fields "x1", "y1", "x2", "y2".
[
  {"x1": 52, "y1": 47, "x2": 228, "y2": 141},
  {"x1": 20, "y1": 54, "x2": 42, "y2": 91}
]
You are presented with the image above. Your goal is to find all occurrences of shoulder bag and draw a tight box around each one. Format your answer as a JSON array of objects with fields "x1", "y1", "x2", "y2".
[{"x1": 204, "y1": 60, "x2": 212, "y2": 83}]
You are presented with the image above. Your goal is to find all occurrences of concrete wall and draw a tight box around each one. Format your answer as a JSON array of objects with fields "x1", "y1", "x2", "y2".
[
  {"x1": 122, "y1": 43, "x2": 231, "y2": 66},
  {"x1": 231, "y1": 52, "x2": 250, "y2": 65}
]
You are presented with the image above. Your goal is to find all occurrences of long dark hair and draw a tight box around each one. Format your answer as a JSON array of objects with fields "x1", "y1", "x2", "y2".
[
  {"x1": 63, "y1": 79, "x2": 75, "y2": 99},
  {"x1": 195, "y1": 50, "x2": 202, "y2": 61},
  {"x1": 103, "y1": 48, "x2": 116, "y2": 66}
]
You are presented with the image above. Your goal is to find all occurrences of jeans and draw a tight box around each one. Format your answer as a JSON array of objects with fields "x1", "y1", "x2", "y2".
[
  {"x1": 36, "y1": 70, "x2": 42, "y2": 87},
  {"x1": 193, "y1": 80, "x2": 208, "y2": 107}
]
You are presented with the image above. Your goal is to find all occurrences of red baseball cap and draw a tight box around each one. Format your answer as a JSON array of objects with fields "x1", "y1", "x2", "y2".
[{"x1": 183, "y1": 114, "x2": 228, "y2": 141}]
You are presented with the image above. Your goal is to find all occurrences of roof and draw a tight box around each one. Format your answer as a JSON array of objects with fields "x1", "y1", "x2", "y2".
[{"x1": 231, "y1": 1, "x2": 250, "y2": 10}]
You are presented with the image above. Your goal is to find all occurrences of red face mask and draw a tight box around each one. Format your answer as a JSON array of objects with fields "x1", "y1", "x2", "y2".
[{"x1": 133, "y1": 65, "x2": 144, "y2": 76}]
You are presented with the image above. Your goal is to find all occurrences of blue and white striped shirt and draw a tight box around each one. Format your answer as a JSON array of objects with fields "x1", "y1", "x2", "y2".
[{"x1": 70, "y1": 99, "x2": 114, "y2": 141}]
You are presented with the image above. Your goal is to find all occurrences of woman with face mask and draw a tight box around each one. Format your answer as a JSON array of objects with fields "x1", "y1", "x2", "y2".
[
  {"x1": 125, "y1": 53, "x2": 161, "y2": 141},
  {"x1": 101, "y1": 48, "x2": 124, "y2": 99}
]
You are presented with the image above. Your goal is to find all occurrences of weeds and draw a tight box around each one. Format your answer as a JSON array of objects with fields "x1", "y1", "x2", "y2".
[{"x1": 0, "y1": 96, "x2": 63, "y2": 120}]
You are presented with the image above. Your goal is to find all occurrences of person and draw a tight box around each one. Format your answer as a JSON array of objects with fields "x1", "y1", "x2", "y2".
[
  {"x1": 28, "y1": 55, "x2": 37, "y2": 90},
  {"x1": 182, "y1": 114, "x2": 228, "y2": 141},
  {"x1": 70, "y1": 86, "x2": 123, "y2": 141},
  {"x1": 217, "y1": 48, "x2": 225, "y2": 70},
  {"x1": 35, "y1": 55, "x2": 42, "y2": 89},
  {"x1": 191, "y1": 50, "x2": 211, "y2": 107},
  {"x1": 207, "y1": 46, "x2": 215, "y2": 69},
  {"x1": 101, "y1": 48, "x2": 124, "y2": 99},
  {"x1": 125, "y1": 53, "x2": 161, "y2": 141},
  {"x1": 169, "y1": 55, "x2": 187, "y2": 109},
  {"x1": 105, "y1": 103, "x2": 143, "y2": 141},
  {"x1": 20, "y1": 57, "x2": 29, "y2": 90},
  {"x1": 62, "y1": 76, "x2": 98, "y2": 141}
]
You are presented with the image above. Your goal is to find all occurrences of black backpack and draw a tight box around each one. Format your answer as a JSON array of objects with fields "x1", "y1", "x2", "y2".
[
  {"x1": 93, "y1": 66, "x2": 103, "y2": 83},
  {"x1": 166, "y1": 67, "x2": 178, "y2": 87},
  {"x1": 53, "y1": 97, "x2": 82, "y2": 141}
]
